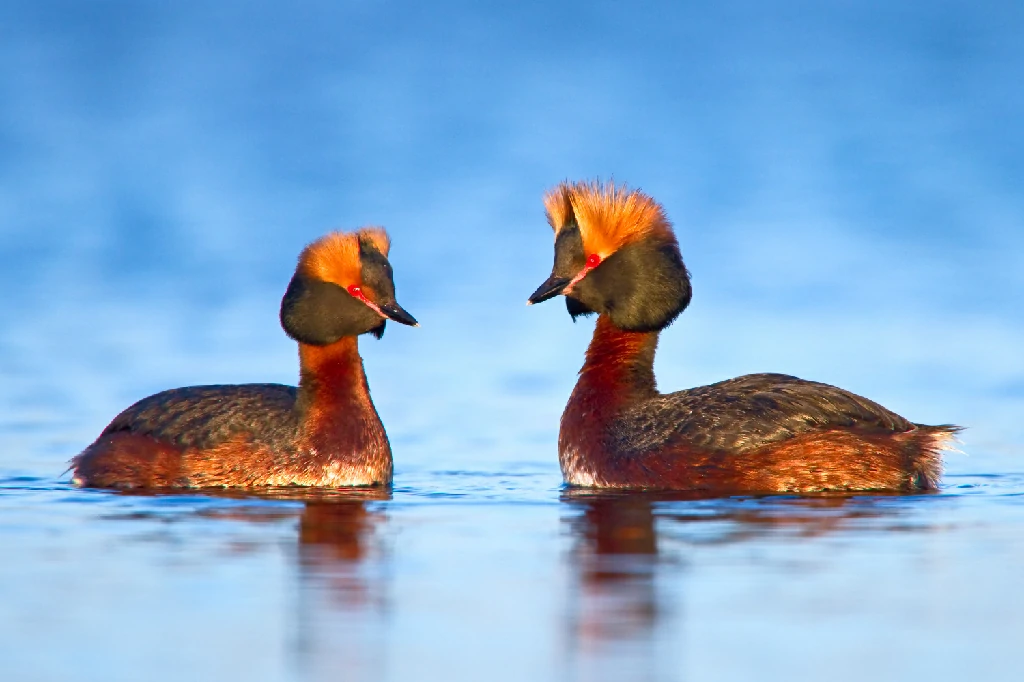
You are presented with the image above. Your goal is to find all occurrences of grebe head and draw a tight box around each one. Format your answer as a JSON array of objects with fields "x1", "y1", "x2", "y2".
[
  {"x1": 527, "y1": 180, "x2": 691, "y2": 332},
  {"x1": 280, "y1": 227, "x2": 418, "y2": 345}
]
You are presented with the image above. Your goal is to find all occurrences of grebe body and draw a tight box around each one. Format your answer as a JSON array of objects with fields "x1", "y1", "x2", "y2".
[
  {"x1": 529, "y1": 181, "x2": 958, "y2": 493},
  {"x1": 72, "y1": 228, "x2": 416, "y2": 489}
]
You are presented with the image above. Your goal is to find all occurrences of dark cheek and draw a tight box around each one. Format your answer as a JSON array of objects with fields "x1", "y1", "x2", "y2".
[
  {"x1": 573, "y1": 280, "x2": 605, "y2": 314},
  {"x1": 566, "y1": 295, "x2": 595, "y2": 318}
]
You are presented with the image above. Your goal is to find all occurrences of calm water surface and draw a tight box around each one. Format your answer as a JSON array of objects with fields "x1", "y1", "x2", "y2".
[{"x1": 2, "y1": 456, "x2": 1023, "y2": 681}]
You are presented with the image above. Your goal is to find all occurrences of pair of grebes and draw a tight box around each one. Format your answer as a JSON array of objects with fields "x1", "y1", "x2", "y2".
[{"x1": 72, "y1": 181, "x2": 959, "y2": 493}]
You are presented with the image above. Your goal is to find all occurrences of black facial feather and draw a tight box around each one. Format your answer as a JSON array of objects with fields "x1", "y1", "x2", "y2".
[
  {"x1": 530, "y1": 209, "x2": 691, "y2": 331},
  {"x1": 358, "y1": 237, "x2": 398, "y2": 303},
  {"x1": 359, "y1": 238, "x2": 418, "y2": 328},
  {"x1": 566, "y1": 295, "x2": 596, "y2": 321},
  {"x1": 279, "y1": 275, "x2": 382, "y2": 345},
  {"x1": 527, "y1": 222, "x2": 588, "y2": 305},
  {"x1": 589, "y1": 240, "x2": 692, "y2": 329},
  {"x1": 573, "y1": 240, "x2": 691, "y2": 332},
  {"x1": 280, "y1": 238, "x2": 415, "y2": 345},
  {"x1": 552, "y1": 222, "x2": 586, "y2": 279}
]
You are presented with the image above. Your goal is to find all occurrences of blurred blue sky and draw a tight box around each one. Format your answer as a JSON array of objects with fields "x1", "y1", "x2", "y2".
[{"x1": 1, "y1": 1, "x2": 1022, "y2": 472}]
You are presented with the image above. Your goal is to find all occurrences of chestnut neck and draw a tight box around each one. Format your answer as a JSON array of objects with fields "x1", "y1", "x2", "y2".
[
  {"x1": 296, "y1": 336, "x2": 376, "y2": 424},
  {"x1": 574, "y1": 315, "x2": 659, "y2": 409}
]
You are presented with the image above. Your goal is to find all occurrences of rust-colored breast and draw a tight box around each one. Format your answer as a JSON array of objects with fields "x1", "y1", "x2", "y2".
[{"x1": 296, "y1": 338, "x2": 392, "y2": 485}]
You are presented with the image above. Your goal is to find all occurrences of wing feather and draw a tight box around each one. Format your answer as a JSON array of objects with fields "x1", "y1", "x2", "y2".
[
  {"x1": 102, "y1": 384, "x2": 300, "y2": 450},
  {"x1": 611, "y1": 373, "x2": 915, "y2": 455}
]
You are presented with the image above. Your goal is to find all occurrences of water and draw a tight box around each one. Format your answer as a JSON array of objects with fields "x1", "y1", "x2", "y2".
[
  {"x1": 4, "y1": 470, "x2": 1024, "y2": 681},
  {"x1": 2, "y1": 1, "x2": 1023, "y2": 681}
]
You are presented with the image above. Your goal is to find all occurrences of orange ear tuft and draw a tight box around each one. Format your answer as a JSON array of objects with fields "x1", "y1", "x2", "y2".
[
  {"x1": 562, "y1": 180, "x2": 674, "y2": 257},
  {"x1": 298, "y1": 232, "x2": 361, "y2": 286},
  {"x1": 298, "y1": 227, "x2": 391, "y2": 287},
  {"x1": 543, "y1": 183, "x2": 576, "y2": 234}
]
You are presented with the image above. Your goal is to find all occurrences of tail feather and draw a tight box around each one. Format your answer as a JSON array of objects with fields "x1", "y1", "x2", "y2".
[{"x1": 907, "y1": 424, "x2": 963, "y2": 490}]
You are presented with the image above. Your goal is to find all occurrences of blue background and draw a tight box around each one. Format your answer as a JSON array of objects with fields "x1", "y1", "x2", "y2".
[{"x1": 2, "y1": 1, "x2": 1020, "y2": 474}]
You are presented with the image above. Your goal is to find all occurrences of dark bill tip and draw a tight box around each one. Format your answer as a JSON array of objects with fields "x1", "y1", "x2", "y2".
[
  {"x1": 379, "y1": 301, "x2": 419, "y2": 327},
  {"x1": 527, "y1": 275, "x2": 571, "y2": 306}
]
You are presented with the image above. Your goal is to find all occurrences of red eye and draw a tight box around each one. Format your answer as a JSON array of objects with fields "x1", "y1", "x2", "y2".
[
  {"x1": 347, "y1": 284, "x2": 362, "y2": 297},
  {"x1": 585, "y1": 253, "x2": 602, "y2": 268}
]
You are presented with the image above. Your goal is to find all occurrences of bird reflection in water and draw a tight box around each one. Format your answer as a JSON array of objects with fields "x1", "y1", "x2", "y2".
[
  {"x1": 166, "y1": 487, "x2": 391, "y2": 681},
  {"x1": 295, "y1": 493, "x2": 387, "y2": 605},
  {"x1": 561, "y1": 490, "x2": 908, "y2": 681},
  {"x1": 561, "y1": 491, "x2": 682, "y2": 682},
  {"x1": 100, "y1": 486, "x2": 391, "y2": 680},
  {"x1": 282, "y1": 489, "x2": 391, "y2": 682}
]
